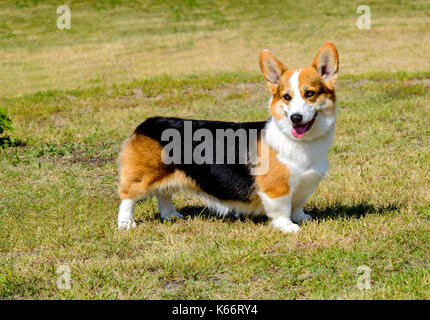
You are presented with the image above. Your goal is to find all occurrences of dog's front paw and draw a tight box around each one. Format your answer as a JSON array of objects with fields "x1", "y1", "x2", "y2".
[
  {"x1": 118, "y1": 220, "x2": 137, "y2": 229},
  {"x1": 271, "y1": 217, "x2": 301, "y2": 234}
]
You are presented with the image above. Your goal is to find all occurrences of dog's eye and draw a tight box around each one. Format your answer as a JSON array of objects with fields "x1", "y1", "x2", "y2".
[
  {"x1": 304, "y1": 90, "x2": 315, "y2": 98},
  {"x1": 283, "y1": 94, "x2": 292, "y2": 101}
]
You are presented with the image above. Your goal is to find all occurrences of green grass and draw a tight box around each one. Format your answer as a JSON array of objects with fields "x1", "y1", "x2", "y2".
[{"x1": 0, "y1": 1, "x2": 429, "y2": 299}]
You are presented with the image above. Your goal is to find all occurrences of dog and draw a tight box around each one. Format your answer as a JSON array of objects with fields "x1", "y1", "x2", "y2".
[{"x1": 117, "y1": 41, "x2": 339, "y2": 233}]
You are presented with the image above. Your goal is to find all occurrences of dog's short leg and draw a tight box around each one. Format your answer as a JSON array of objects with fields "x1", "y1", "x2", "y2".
[
  {"x1": 118, "y1": 199, "x2": 137, "y2": 229},
  {"x1": 157, "y1": 194, "x2": 183, "y2": 221},
  {"x1": 291, "y1": 172, "x2": 321, "y2": 224},
  {"x1": 259, "y1": 193, "x2": 300, "y2": 233},
  {"x1": 291, "y1": 196, "x2": 312, "y2": 224}
]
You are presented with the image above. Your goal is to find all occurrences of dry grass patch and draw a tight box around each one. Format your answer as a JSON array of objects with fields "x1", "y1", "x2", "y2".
[
  {"x1": 0, "y1": 0, "x2": 429, "y2": 300},
  {"x1": 1, "y1": 73, "x2": 429, "y2": 299},
  {"x1": 1, "y1": 1, "x2": 430, "y2": 96}
]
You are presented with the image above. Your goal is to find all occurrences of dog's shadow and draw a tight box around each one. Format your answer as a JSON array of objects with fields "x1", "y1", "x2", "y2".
[
  {"x1": 306, "y1": 201, "x2": 399, "y2": 220},
  {"x1": 177, "y1": 201, "x2": 399, "y2": 224}
]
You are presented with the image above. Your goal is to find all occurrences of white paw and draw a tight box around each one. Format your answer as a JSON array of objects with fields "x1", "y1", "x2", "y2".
[
  {"x1": 271, "y1": 218, "x2": 301, "y2": 233},
  {"x1": 118, "y1": 220, "x2": 136, "y2": 229},
  {"x1": 278, "y1": 223, "x2": 301, "y2": 233},
  {"x1": 292, "y1": 210, "x2": 312, "y2": 224}
]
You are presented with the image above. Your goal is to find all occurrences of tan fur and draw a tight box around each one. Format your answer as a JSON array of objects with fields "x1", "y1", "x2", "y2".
[
  {"x1": 268, "y1": 93, "x2": 284, "y2": 121},
  {"x1": 260, "y1": 42, "x2": 338, "y2": 121},
  {"x1": 255, "y1": 136, "x2": 290, "y2": 199},
  {"x1": 119, "y1": 134, "x2": 204, "y2": 200},
  {"x1": 119, "y1": 134, "x2": 173, "y2": 200},
  {"x1": 118, "y1": 134, "x2": 260, "y2": 207},
  {"x1": 299, "y1": 66, "x2": 336, "y2": 116},
  {"x1": 311, "y1": 41, "x2": 339, "y2": 91},
  {"x1": 269, "y1": 69, "x2": 296, "y2": 120},
  {"x1": 259, "y1": 49, "x2": 288, "y2": 94}
]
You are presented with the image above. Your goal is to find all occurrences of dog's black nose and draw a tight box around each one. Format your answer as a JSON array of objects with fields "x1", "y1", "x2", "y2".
[{"x1": 290, "y1": 113, "x2": 303, "y2": 124}]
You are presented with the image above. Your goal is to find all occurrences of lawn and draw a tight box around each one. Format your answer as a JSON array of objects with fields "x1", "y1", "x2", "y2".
[{"x1": 0, "y1": 0, "x2": 429, "y2": 299}]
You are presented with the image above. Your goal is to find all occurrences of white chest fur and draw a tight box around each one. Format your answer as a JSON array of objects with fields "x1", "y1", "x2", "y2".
[{"x1": 264, "y1": 119, "x2": 334, "y2": 202}]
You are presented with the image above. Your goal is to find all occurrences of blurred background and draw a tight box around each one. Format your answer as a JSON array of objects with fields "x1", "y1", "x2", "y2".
[{"x1": 1, "y1": 0, "x2": 429, "y2": 96}]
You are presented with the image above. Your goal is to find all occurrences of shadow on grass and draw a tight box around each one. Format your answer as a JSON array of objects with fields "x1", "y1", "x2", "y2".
[
  {"x1": 177, "y1": 201, "x2": 400, "y2": 224},
  {"x1": 179, "y1": 205, "x2": 268, "y2": 224},
  {"x1": 306, "y1": 201, "x2": 400, "y2": 220}
]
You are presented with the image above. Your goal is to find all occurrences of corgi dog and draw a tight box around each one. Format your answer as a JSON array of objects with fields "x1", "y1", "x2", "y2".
[{"x1": 117, "y1": 42, "x2": 339, "y2": 233}]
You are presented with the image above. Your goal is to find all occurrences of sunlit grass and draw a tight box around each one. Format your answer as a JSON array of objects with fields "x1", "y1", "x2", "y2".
[
  {"x1": 1, "y1": 1, "x2": 430, "y2": 96},
  {"x1": 0, "y1": 0, "x2": 429, "y2": 299}
]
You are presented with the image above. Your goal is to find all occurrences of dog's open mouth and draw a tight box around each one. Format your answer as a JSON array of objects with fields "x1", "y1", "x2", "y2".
[{"x1": 291, "y1": 113, "x2": 317, "y2": 138}]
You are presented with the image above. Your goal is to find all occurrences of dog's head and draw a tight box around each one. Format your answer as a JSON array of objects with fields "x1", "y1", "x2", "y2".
[{"x1": 259, "y1": 42, "x2": 339, "y2": 141}]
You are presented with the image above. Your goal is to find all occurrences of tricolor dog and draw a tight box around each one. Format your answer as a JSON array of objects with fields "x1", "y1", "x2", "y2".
[{"x1": 117, "y1": 42, "x2": 339, "y2": 233}]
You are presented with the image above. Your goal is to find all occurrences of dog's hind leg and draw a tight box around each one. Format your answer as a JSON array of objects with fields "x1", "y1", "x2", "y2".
[
  {"x1": 157, "y1": 193, "x2": 183, "y2": 221},
  {"x1": 118, "y1": 199, "x2": 137, "y2": 229},
  {"x1": 118, "y1": 175, "x2": 152, "y2": 229},
  {"x1": 117, "y1": 133, "x2": 174, "y2": 229}
]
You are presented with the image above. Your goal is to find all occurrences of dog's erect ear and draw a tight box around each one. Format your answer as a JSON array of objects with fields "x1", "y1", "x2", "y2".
[
  {"x1": 311, "y1": 42, "x2": 339, "y2": 89},
  {"x1": 259, "y1": 50, "x2": 287, "y2": 94}
]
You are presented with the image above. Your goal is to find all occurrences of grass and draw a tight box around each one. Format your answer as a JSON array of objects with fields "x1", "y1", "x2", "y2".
[{"x1": 0, "y1": 0, "x2": 429, "y2": 299}]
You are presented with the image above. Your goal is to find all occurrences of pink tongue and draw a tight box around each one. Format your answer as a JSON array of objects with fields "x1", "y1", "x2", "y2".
[{"x1": 292, "y1": 124, "x2": 309, "y2": 138}]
